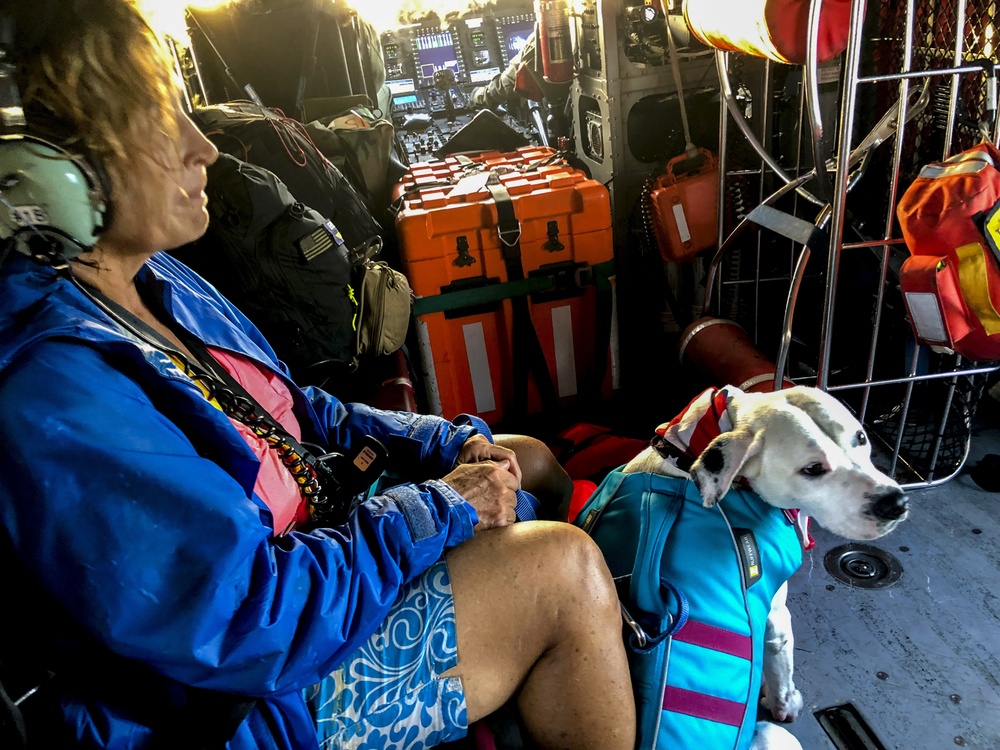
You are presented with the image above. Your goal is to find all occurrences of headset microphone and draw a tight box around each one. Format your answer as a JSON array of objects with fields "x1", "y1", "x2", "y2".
[{"x1": 0, "y1": 15, "x2": 108, "y2": 268}]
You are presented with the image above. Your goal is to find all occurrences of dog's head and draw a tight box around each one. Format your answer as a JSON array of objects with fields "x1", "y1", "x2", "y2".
[{"x1": 683, "y1": 386, "x2": 907, "y2": 541}]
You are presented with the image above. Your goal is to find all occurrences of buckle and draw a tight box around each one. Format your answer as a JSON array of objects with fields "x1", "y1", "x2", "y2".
[{"x1": 498, "y1": 224, "x2": 522, "y2": 248}]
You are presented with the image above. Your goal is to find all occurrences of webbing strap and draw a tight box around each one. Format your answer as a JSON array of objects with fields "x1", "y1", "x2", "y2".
[
  {"x1": 747, "y1": 204, "x2": 828, "y2": 250},
  {"x1": 661, "y1": 686, "x2": 746, "y2": 728},
  {"x1": 411, "y1": 259, "x2": 615, "y2": 317},
  {"x1": 486, "y1": 173, "x2": 559, "y2": 416},
  {"x1": 672, "y1": 620, "x2": 752, "y2": 660}
]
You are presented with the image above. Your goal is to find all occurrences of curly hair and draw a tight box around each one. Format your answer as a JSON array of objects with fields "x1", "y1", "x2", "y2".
[{"x1": 13, "y1": 0, "x2": 181, "y2": 226}]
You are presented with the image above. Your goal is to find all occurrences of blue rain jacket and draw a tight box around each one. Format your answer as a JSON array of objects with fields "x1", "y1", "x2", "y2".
[{"x1": 0, "y1": 253, "x2": 481, "y2": 749}]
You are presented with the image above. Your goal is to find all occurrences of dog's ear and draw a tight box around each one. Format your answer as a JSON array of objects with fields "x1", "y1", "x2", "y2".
[{"x1": 689, "y1": 428, "x2": 763, "y2": 507}]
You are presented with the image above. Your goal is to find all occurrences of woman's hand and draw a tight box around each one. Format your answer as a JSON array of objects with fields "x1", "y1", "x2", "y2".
[
  {"x1": 455, "y1": 434, "x2": 523, "y2": 486},
  {"x1": 442, "y1": 460, "x2": 519, "y2": 530}
]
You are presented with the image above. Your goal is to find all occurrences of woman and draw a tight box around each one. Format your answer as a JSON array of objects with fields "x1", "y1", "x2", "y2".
[{"x1": 0, "y1": 1, "x2": 635, "y2": 749}]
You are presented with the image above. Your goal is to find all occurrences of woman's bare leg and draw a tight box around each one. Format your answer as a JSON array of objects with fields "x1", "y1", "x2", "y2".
[
  {"x1": 443, "y1": 522, "x2": 635, "y2": 750},
  {"x1": 494, "y1": 434, "x2": 574, "y2": 520}
]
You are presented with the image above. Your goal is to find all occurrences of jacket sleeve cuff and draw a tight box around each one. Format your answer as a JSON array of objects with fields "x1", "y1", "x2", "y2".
[{"x1": 384, "y1": 479, "x2": 478, "y2": 545}]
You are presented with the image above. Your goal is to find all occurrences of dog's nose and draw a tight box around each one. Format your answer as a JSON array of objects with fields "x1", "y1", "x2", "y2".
[{"x1": 870, "y1": 488, "x2": 908, "y2": 521}]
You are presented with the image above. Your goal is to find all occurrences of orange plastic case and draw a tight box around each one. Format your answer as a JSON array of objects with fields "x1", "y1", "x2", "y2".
[
  {"x1": 395, "y1": 146, "x2": 615, "y2": 424},
  {"x1": 649, "y1": 149, "x2": 720, "y2": 263}
]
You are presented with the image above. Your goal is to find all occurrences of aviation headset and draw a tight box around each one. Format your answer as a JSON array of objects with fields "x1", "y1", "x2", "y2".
[{"x1": 0, "y1": 10, "x2": 111, "y2": 268}]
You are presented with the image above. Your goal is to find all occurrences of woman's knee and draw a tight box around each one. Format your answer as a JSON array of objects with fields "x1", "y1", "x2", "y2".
[
  {"x1": 494, "y1": 434, "x2": 574, "y2": 518},
  {"x1": 451, "y1": 522, "x2": 616, "y2": 612},
  {"x1": 524, "y1": 522, "x2": 620, "y2": 616}
]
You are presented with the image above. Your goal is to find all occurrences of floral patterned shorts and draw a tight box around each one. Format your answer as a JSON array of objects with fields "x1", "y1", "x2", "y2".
[{"x1": 310, "y1": 559, "x2": 468, "y2": 749}]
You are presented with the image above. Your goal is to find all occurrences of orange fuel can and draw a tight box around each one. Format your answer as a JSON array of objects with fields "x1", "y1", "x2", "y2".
[{"x1": 649, "y1": 149, "x2": 720, "y2": 263}]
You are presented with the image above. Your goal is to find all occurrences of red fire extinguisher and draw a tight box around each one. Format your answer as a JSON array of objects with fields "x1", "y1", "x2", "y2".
[{"x1": 535, "y1": 0, "x2": 574, "y2": 84}]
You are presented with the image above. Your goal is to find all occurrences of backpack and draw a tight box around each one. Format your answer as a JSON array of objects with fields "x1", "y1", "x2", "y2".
[
  {"x1": 897, "y1": 142, "x2": 1000, "y2": 361},
  {"x1": 171, "y1": 153, "x2": 360, "y2": 386},
  {"x1": 191, "y1": 102, "x2": 383, "y2": 254},
  {"x1": 303, "y1": 105, "x2": 405, "y2": 217}
]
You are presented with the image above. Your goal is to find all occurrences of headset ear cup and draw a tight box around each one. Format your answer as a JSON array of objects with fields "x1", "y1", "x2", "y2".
[
  {"x1": 15, "y1": 102, "x2": 112, "y2": 238},
  {"x1": 77, "y1": 154, "x2": 112, "y2": 236},
  {"x1": 0, "y1": 136, "x2": 108, "y2": 259}
]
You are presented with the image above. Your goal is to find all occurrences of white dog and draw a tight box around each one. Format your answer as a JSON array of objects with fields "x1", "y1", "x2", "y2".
[{"x1": 621, "y1": 385, "x2": 908, "y2": 750}]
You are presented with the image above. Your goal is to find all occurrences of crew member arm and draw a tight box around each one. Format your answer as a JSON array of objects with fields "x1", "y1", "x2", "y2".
[{"x1": 0, "y1": 339, "x2": 476, "y2": 697}]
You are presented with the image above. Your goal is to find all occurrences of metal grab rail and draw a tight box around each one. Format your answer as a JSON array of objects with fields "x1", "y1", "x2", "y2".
[{"x1": 712, "y1": 0, "x2": 1000, "y2": 486}]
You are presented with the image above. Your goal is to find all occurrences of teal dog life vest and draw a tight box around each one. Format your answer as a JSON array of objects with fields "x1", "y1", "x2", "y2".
[{"x1": 576, "y1": 470, "x2": 803, "y2": 750}]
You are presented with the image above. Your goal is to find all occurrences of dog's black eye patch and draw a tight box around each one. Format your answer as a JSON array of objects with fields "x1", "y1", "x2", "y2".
[
  {"x1": 800, "y1": 462, "x2": 828, "y2": 477},
  {"x1": 854, "y1": 430, "x2": 868, "y2": 447},
  {"x1": 702, "y1": 445, "x2": 726, "y2": 474}
]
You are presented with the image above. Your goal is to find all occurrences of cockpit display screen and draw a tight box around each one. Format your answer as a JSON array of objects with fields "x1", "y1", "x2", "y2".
[
  {"x1": 386, "y1": 78, "x2": 416, "y2": 95},
  {"x1": 469, "y1": 67, "x2": 501, "y2": 83},
  {"x1": 415, "y1": 31, "x2": 461, "y2": 84},
  {"x1": 498, "y1": 18, "x2": 535, "y2": 64}
]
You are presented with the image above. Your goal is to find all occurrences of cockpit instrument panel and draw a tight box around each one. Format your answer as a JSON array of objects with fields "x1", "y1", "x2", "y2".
[
  {"x1": 495, "y1": 15, "x2": 536, "y2": 67},
  {"x1": 379, "y1": 3, "x2": 541, "y2": 164},
  {"x1": 452, "y1": 16, "x2": 502, "y2": 84},
  {"x1": 413, "y1": 29, "x2": 464, "y2": 86}
]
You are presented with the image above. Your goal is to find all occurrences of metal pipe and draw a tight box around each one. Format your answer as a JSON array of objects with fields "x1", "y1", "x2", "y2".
[
  {"x1": 715, "y1": 51, "x2": 826, "y2": 207},
  {"x1": 415, "y1": 318, "x2": 443, "y2": 416},
  {"x1": 793, "y1": 50, "x2": 808, "y2": 261},
  {"x1": 879, "y1": 339, "x2": 920, "y2": 477},
  {"x1": 773, "y1": 247, "x2": 811, "y2": 390},
  {"x1": 528, "y1": 101, "x2": 551, "y2": 146},
  {"x1": 352, "y1": 12, "x2": 378, "y2": 103},
  {"x1": 942, "y1": 0, "x2": 968, "y2": 157},
  {"x1": 722, "y1": 274, "x2": 813, "y2": 286},
  {"x1": 165, "y1": 36, "x2": 194, "y2": 113},
  {"x1": 816, "y1": 0, "x2": 866, "y2": 391},
  {"x1": 755, "y1": 57, "x2": 773, "y2": 343},
  {"x1": 859, "y1": 0, "x2": 915, "y2": 424},
  {"x1": 825, "y1": 364, "x2": 1000, "y2": 391},
  {"x1": 184, "y1": 8, "x2": 246, "y2": 100},
  {"x1": 340, "y1": 12, "x2": 367, "y2": 98},
  {"x1": 322, "y1": 9, "x2": 354, "y2": 99},
  {"x1": 804, "y1": 0, "x2": 830, "y2": 200},
  {"x1": 925, "y1": 364, "x2": 961, "y2": 481},
  {"x1": 857, "y1": 62, "x2": 993, "y2": 83},
  {"x1": 716, "y1": 50, "x2": 730, "y2": 299},
  {"x1": 842, "y1": 238, "x2": 908, "y2": 249},
  {"x1": 703, "y1": 172, "x2": 816, "y2": 315},
  {"x1": 185, "y1": 31, "x2": 210, "y2": 106}
]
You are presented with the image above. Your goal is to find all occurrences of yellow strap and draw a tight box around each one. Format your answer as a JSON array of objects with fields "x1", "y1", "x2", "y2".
[
  {"x1": 956, "y1": 242, "x2": 1000, "y2": 335},
  {"x1": 167, "y1": 354, "x2": 223, "y2": 410}
]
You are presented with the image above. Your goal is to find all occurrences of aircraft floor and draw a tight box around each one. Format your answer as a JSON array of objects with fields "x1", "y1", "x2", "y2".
[{"x1": 782, "y1": 426, "x2": 1000, "y2": 749}]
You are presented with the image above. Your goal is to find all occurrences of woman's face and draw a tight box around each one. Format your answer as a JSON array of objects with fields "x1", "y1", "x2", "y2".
[{"x1": 99, "y1": 104, "x2": 218, "y2": 256}]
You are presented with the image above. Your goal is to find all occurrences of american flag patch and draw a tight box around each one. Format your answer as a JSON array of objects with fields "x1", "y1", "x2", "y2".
[{"x1": 297, "y1": 221, "x2": 344, "y2": 262}]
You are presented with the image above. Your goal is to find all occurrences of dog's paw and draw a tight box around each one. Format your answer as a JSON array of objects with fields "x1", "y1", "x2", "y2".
[
  {"x1": 761, "y1": 685, "x2": 803, "y2": 723},
  {"x1": 750, "y1": 722, "x2": 803, "y2": 750}
]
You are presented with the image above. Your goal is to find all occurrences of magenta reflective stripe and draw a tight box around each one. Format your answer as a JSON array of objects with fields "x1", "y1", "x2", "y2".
[
  {"x1": 662, "y1": 685, "x2": 746, "y2": 727},
  {"x1": 673, "y1": 619, "x2": 752, "y2": 660}
]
